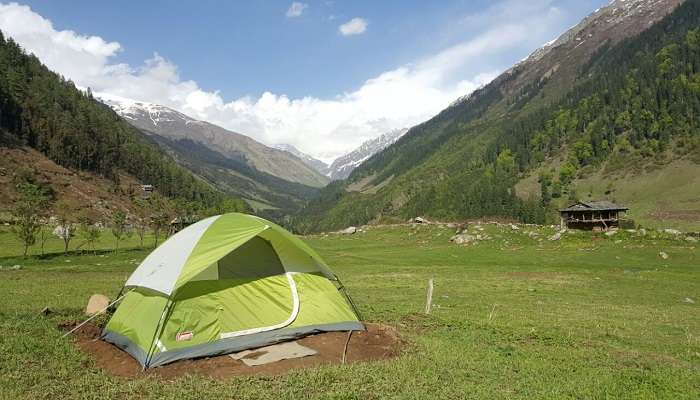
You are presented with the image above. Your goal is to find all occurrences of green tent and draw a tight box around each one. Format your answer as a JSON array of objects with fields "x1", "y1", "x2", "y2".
[{"x1": 102, "y1": 213, "x2": 363, "y2": 368}]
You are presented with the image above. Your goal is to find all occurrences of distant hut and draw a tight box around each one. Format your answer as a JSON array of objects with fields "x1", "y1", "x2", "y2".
[
  {"x1": 140, "y1": 184, "x2": 154, "y2": 199},
  {"x1": 559, "y1": 200, "x2": 629, "y2": 231}
]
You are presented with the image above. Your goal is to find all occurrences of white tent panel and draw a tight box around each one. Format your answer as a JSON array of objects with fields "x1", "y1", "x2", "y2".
[{"x1": 125, "y1": 216, "x2": 219, "y2": 295}]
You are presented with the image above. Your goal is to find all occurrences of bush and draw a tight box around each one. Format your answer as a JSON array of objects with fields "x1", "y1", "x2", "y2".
[{"x1": 619, "y1": 219, "x2": 636, "y2": 229}]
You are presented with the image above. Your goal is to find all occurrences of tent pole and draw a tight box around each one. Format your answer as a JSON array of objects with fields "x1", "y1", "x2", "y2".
[
  {"x1": 144, "y1": 297, "x2": 173, "y2": 369},
  {"x1": 336, "y1": 277, "x2": 364, "y2": 323}
]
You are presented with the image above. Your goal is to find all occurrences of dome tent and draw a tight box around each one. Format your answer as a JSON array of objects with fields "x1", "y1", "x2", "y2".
[{"x1": 102, "y1": 213, "x2": 363, "y2": 368}]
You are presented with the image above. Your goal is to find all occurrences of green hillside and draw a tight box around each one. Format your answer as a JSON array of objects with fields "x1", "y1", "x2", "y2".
[
  {"x1": 0, "y1": 31, "x2": 247, "y2": 212},
  {"x1": 294, "y1": 0, "x2": 700, "y2": 233}
]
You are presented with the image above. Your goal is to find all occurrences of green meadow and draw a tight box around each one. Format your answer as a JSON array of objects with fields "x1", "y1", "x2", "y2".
[{"x1": 0, "y1": 223, "x2": 698, "y2": 399}]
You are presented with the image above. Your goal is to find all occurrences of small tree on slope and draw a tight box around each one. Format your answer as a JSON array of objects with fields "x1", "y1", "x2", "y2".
[{"x1": 11, "y1": 182, "x2": 50, "y2": 257}]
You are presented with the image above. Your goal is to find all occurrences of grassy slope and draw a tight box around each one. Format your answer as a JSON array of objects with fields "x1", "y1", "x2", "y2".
[
  {"x1": 302, "y1": 1, "x2": 699, "y2": 233},
  {"x1": 516, "y1": 157, "x2": 700, "y2": 231},
  {"x1": 0, "y1": 147, "x2": 147, "y2": 221},
  {"x1": 1, "y1": 223, "x2": 698, "y2": 399}
]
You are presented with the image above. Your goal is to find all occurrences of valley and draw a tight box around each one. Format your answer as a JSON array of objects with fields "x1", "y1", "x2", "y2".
[
  {"x1": 0, "y1": 1, "x2": 698, "y2": 398},
  {"x1": 1, "y1": 222, "x2": 697, "y2": 398}
]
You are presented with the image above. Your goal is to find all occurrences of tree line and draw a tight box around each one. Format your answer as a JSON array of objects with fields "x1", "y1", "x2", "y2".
[
  {"x1": 293, "y1": 0, "x2": 700, "y2": 232},
  {"x1": 0, "y1": 30, "x2": 248, "y2": 212},
  {"x1": 8, "y1": 169, "x2": 244, "y2": 258}
]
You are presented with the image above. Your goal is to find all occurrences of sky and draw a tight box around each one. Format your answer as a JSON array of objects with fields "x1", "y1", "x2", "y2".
[{"x1": 0, "y1": 0, "x2": 607, "y2": 162}]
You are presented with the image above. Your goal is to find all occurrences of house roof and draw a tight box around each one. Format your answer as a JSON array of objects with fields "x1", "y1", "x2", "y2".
[{"x1": 559, "y1": 200, "x2": 629, "y2": 212}]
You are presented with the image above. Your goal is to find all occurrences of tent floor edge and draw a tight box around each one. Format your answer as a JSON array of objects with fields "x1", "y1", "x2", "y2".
[
  {"x1": 148, "y1": 321, "x2": 364, "y2": 368},
  {"x1": 101, "y1": 329, "x2": 149, "y2": 368}
]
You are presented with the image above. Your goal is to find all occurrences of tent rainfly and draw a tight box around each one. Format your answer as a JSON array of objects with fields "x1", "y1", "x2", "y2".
[{"x1": 102, "y1": 213, "x2": 363, "y2": 368}]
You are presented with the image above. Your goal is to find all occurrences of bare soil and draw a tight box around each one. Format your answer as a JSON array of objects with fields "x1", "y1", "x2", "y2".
[
  {"x1": 60, "y1": 321, "x2": 403, "y2": 380},
  {"x1": 0, "y1": 146, "x2": 143, "y2": 220}
]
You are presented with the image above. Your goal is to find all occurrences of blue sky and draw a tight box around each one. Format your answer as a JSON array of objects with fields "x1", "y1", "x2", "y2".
[{"x1": 0, "y1": 0, "x2": 608, "y2": 160}]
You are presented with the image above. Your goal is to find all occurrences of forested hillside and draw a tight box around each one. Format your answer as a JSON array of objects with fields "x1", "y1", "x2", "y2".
[
  {"x1": 0, "y1": 31, "x2": 247, "y2": 213},
  {"x1": 294, "y1": 0, "x2": 700, "y2": 232},
  {"x1": 99, "y1": 96, "x2": 326, "y2": 217}
]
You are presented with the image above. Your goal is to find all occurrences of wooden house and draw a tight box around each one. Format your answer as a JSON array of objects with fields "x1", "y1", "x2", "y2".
[{"x1": 559, "y1": 200, "x2": 629, "y2": 230}]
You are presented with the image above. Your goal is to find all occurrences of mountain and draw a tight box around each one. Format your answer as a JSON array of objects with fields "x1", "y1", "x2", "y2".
[
  {"x1": 294, "y1": 0, "x2": 700, "y2": 233},
  {"x1": 101, "y1": 95, "x2": 329, "y2": 188},
  {"x1": 326, "y1": 128, "x2": 408, "y2": 181},
  {"x1": 272, "y1": 143, "x2": 328, "y2": 175},
  {"x1": 274, "y1": 128, "x2": 410, "y2": 181},
  {"x1": 100, "y1": 95, "x2": 329, "y2": 215},
  {"x1": 0, "y1": 31, "x2": 247, "y2": 218}
]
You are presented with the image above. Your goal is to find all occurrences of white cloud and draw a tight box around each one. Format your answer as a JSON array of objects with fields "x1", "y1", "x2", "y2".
[
  {"x1": 286, "y1": 2, "x2": 307, "y2": 18},
  {"x1": 338, "y1": 17, "x2": 367, "y2": 36},
  {"x1": 0, "y1": 1, "x2": 571, "y2": 162}
]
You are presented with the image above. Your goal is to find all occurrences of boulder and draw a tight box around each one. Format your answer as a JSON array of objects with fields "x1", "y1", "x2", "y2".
[
  {"x1": 340, "y1": 226, "x2": 357, "y2": 235},
  {"x1": 450, "y1": 234, "x2": 475, "y2": 245},
  {"x1": 85, "y1": 294, "x2": 110, "y2": 316},
  {"x1": 548, "y1": 232, "x2": 562, "y2": 241}
]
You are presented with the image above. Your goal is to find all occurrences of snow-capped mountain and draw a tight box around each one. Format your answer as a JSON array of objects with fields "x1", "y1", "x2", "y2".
[
  {"x1": 98, "y1": 94, "x2": 329, "y2": 189},
  {"x1": 100, "y1": 94, "x2": 197, "y2": 126},
  {"x1": 326, "y1": 128, "x2": 408, "y2": 181},
  {"x1": 272, "y1": 144, "x2": 328, "y2": 175},
  {"x1": 451, "y1": 0, "x2": 682, "y2": 108}
]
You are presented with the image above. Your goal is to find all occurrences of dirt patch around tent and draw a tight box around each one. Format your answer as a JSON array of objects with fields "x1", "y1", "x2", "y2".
[{"x1": 59, "y1": 321, "x2": 404, "y2": 380}]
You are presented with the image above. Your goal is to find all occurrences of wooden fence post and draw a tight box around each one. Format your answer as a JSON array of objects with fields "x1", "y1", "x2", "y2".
[{"x1": 425, "y1": 278, "x2": 434, "y2": 314}]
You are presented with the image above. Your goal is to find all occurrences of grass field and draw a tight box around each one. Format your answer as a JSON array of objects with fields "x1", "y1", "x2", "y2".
[{"x1": 0, "y1": 223, "x2": 698, "y2": 399}]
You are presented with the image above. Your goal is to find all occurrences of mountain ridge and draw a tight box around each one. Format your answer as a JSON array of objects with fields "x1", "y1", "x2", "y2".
[
  {"x1": 100, "y1": 94, "x2": 330, "y2": 189},
  {"x1": 293, "y1": 0, "x2": 698, "y2": 233},
  {"x1": 325, "y1": 128, "x2": 409, "y2": 181}
]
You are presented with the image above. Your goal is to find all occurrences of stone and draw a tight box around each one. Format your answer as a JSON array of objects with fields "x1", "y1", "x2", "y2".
[
  {"x1": 510, "y1": 224, "x2": 519, "y2": 230},
  {"x1": 340, "y1": 226, "x2": 357, "y2": 235},
  {"x1": 684, "y1": 297, "x2": 695, "y2": 304},
  {"x1": 659, "y1": 251, "x2": 669, "y2": 260},
  {"x1": 605, "y1": 230, "x2": 617, "y2": 237},
  {"x1": 450, "y1": 234, "x2": 475, "y2": 244},
  {"x1": 413, "y1": 217, "x2": 429, "y2": 224},
  {"x1": 685, "y1": 236, "x2": 698, "y2": 243},
  {"x1": 85, "y1": 294, "x2": 110, "y2": 316},
  {"x1": 664, "y1": 229, "x2": 682, "y2": 235},
  {"x1": 548, "y1": 232, "x2": 562, "y2": 241},
  {"x1": 638, "y1": 228, "x2": 647, "y2": 236}
]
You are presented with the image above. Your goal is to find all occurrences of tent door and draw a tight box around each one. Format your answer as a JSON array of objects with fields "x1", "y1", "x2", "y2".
[{"x1": 219, "y1": 272, "x2": 300, "y2": 339}]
